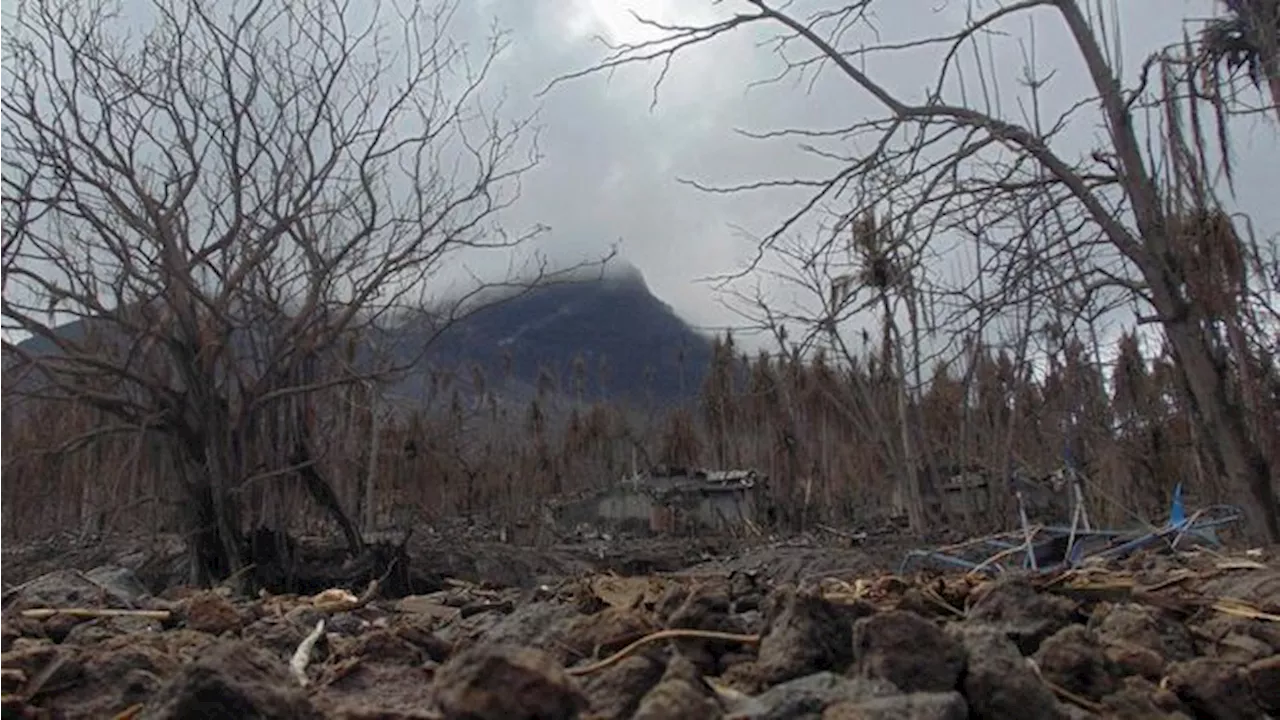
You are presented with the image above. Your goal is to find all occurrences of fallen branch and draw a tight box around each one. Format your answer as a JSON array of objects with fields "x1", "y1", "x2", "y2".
[
  {"x1": 19, "y1": 608, "x2": 171, "y2": 621},
  {"x1": 290, "y1": 619, "x2": 326, "y2": 687},
  {"x1": 566, "y1": 629, "x2": 760, "y2": 677}
]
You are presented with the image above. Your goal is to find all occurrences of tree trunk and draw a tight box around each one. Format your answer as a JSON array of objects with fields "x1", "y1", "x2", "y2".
[
  {"x1": 181, "y1": 473, "x2": 244, "y2": 589},
  {"x1": 882, "y1": 294, "x2": 926, "y2": 532},
  {"x1": 293, "y1": 437, "x2": 365, "y2": 556},
  {"x1": 205, "y1": 439, "x2": 248, "y2": 591},
  {"x1": 1057, "y1": 0, "x2": 1280, "y2": 542},
  {"x1": 174, "y1": 424, "x2": 244, "y2": 588},
  {"x1": 184, "y1": 481, "x2": 224, "y2": 587},
  {"x1": 1159, "y1": 314, "x2": 1280, "y2": 541},
  {"x1": 364, "y1": 385, "x2": 381, "y2": 534}
]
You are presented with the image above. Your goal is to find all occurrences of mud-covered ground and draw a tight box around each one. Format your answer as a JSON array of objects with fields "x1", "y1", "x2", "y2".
[{"x1": 1, "y1": 530, "x2": 1277, "y2": 719}]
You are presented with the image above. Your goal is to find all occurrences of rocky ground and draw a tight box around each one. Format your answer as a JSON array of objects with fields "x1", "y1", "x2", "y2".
[{"x1": 1, "y1": 531, "x2": 1278, "y2": 719}]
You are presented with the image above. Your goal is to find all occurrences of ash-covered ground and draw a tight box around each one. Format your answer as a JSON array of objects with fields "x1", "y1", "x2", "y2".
[{"x1": 1, "y1": 527, "x2": 1277, "y2": 719}]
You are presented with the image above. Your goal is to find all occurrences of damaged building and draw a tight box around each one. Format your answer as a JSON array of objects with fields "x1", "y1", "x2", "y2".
[{"x1": 559, "y1": 466, "x2": 761, "y2": 535}]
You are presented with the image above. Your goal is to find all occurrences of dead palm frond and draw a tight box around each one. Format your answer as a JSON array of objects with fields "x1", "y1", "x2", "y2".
[
  {"x1": 849, "y1": 210, "x2": 909, "y2": 293},
  {"x1": 1200, "y1": 14, "x2": 1266, "y2": 87},
  {"x1": 1168, "y1": 208, "x2": 1249, "y2": 320},
  {"x1": 1197, "y1": 0, "x2": 1280, "y2": 114}
]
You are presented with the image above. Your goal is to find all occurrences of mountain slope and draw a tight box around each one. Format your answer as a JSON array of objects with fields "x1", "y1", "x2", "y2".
[
  {"x1": 392, "y1": 265, "x2": 712, "y2": 404},
  {"x1": 6, "y1": 264, "x2": 714, "y2": 406}
]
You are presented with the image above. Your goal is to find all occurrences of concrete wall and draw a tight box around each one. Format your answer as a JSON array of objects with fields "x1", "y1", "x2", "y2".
[
  {"x1": 692, "y1": 490, "x2": 754, "y2": 530},
  {"x1": 596, "y1": 489, "x2": 651, "y2": 524},
  {"x1": 592, "y1": 487, "x2": 754, "y2": 533}
]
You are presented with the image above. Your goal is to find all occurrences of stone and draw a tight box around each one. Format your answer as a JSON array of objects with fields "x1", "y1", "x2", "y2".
[
  {"x1": 428, "y1": 644, "x2": 585, "y2": 720},
  {"x1": 1103, "y1": 640, "x2": 1166, "y2": 680},
  {"x1": 557, "y1": 607, "x2": 656, "y2": 664},
  {"x1": 664, "y1": 583, "x2": 744, "y2": 674},
  {"x1": 83, "y1": 566, "x2": 152, "y2": 605},
  {"x1": 7, "y1": 567, "x2": 149, "y2": 611},
  {"x1": 138, "y1": 642, "x2": 320, "y2": 720},
  {"x1": 341, "y1": 629, "x2": 423, "y2": 666},
  {"x1": 632, "y1": 654, "x2": 722, "y2": 720},
  {"x1": 1210, "y1": 632, "x2": 1273, "y2": 665},
  {"x1": 754, "y1": 587, "x2": 855, "y2": 684},
  {"x1": 952, "y1": 625, "x2": 1065, "y2": 720},
  {"x1": 852, "y1": 611, "x2": 964, "y2": 693},
  {"x1": 580, "y1": 653, "x2": 665, "y2": 720},
  {"x1": 1090, "y1": 603, "x2": 1195, "y2": 664},
  {"x1": 823, "y1": 691, "x2": 968, "y2": 720},
  {"x1": 1165, "y1": 658, "x2": 1262, "y2": 720},
  {"x1": 966, "y1": 577, "x2": 1079, "y2": 654},
  {"x1": 735, "y1": 672, "x2": 898, "y2": 720},
  {"x1": 1034, "y1": 624, "x2": 1116, "y2": 701},
  {"x1": 1244, "y1": 654, "x2": 1280, "y2": 714},
  {"x1": 1100, "y1": 676, "x2": 1193, "y2": 720},
  {"x1": 181, "y1": 592, "x2": 242, "y2": 636},
  {"x1": 476, "y1": 602, "x2": 578, "y2": 651}
]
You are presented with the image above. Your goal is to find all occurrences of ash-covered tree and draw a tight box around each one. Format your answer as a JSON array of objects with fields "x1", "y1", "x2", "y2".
[{"x1": 2, "y1": 0, "x2": 579, "y2": 585}]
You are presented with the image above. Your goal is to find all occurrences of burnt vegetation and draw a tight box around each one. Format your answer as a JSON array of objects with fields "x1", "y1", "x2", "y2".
[{"x1": 4, "y1": 0, "x2": 1280, "y2": 592}]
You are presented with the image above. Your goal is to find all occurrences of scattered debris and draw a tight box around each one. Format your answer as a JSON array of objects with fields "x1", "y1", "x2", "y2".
[
  {"x1": 1, "y1": 531, "x2": 1277, "y2": 718},
  {"x1": 902, "y1": 482, "x2": 1245, "y2": 577}
]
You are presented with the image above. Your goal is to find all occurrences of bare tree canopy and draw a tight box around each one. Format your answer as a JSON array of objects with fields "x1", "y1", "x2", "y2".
[
  {"x1": 551, "y1": 0, "x2": 1280, "y2": 540},
  {"x1": 2, "y1": 0, "x2": 562, "y2": 584}
]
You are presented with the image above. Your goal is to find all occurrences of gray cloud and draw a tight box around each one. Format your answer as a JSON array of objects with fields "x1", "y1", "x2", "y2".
[
  {"x1": 471, "y1": 0, "x2": 1277, "y2": 351},
  {"x1": 5, "y1": 0, "x2": 1275, "y2": 356}
]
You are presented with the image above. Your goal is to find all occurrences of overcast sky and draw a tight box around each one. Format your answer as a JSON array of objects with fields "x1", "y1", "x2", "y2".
[
  {"x1": 461, "y1": 0, "x2": 1279, "y2": 351},
  {"x1": 5, "y1": 0, "x2": 1277, "y2": 359}
]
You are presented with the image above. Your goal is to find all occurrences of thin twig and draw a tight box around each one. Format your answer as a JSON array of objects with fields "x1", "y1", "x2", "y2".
[
  {"x1": 566, "y1": 629, "x2": 760, "y2": 677},
  {"x1": 1028, "y1": 657, "x2": 1105, "y2": 713}
]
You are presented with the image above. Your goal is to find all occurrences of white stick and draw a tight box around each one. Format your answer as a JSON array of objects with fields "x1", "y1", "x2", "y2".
[{"x1": 290, "y1": 619, "x2": 325, "y2": 687}]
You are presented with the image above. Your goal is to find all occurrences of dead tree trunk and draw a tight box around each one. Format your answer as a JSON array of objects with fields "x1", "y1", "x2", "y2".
[
  {"x1": 1155, "y1": 300, "x2": 1279, "y2": 541},
  {"x1": 1057, "y1": 2, "x2": 1280, "y2": 542},
  {"x1": 291, "y1": 435, "x2": 365, "y2": 556},
  {"x1": 174, "y1": 421, "x2": 245, "y2": 587}
]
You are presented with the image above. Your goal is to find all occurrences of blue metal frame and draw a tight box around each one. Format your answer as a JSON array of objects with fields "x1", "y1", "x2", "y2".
[{"x1": 899, "y1": 483, "x2": 1244, "y2": 577}]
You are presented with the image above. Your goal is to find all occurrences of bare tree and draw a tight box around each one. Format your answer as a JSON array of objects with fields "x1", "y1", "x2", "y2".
[
  {"x1": 550, "y1": 0, "x2": 1280, "y2": 541},
  {"x1": 1, "y1": 0, "x2": 587, "y2": 585},
  {"x1": 721, "y1": 208, "x2": 937, "y2": 529}
]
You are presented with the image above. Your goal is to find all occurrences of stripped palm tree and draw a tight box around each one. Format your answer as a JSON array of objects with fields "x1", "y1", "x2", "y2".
[
  {"x1": 845, "y1": 210, "x2": 930, "y2": 530},
  {"x1": 1198, "y1": 0, "x2": 1280, "y2": 120}
]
